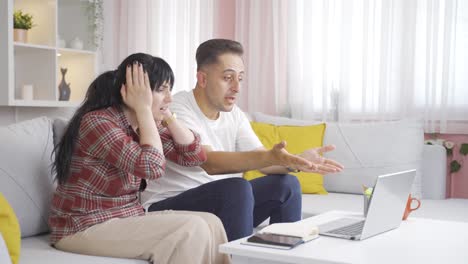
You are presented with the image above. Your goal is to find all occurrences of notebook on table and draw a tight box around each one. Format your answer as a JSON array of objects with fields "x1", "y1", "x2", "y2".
[
  {"x1": 318, "y1": 169, "x2": 416, "y2": 240},
  {"x1": 242, "y1": 220, "x2": 319, "y2": 249}
]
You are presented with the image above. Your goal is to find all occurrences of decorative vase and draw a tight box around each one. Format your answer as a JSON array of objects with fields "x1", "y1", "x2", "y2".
[
  {"x1": 57, "y1": 35, "x2": 66, "y2": 48},
  {"x1": 70, "y1": 37, "x2": 83, "y2": 50},
  {"x1": 21, "y1": 84, "x2": 34, "y2": 100},
  {"x1": 13, "y1": 29, "x2": 28, "y2": 43},
  {"x1": 58, "y1": 68, "x2": 71, "y2": 101}
]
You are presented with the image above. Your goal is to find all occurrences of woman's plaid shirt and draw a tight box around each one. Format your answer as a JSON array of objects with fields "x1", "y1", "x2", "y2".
[{"x1": 48, "y1": 107, "x2": 206, "y2": 244}]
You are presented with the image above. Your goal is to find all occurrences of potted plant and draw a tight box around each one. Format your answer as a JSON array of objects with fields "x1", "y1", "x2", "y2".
[{"x1": 13, "y1": 10, "x2": 34, "y2": 43}]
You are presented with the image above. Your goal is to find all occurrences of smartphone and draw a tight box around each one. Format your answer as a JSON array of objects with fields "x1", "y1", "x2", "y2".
[{"x1": 245, "y1": 233, "x2": 304, "y2": 249}]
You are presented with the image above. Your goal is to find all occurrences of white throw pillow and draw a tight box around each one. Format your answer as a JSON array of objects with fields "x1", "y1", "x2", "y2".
[
  {"x1": 323, "y1": 121, "x2": 423, "y2": 197},
  {"x1": 249, "y1": 112, "x2": 423, "y2": 198},
  {"x1": 252, "y1": 112, "x2": 321, "y2": 126},
  {"x1": 0, "y1": 117, "x2": 55, "y2": 238}
]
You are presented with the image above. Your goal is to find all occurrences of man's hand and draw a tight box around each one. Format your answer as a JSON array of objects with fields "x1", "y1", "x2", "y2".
[
  {"x1": 297, "y1": 145, "x2": 344, "y2": 174},
  {"x1": 269, "y1": 141, "x2": 315, "y2": 170}
]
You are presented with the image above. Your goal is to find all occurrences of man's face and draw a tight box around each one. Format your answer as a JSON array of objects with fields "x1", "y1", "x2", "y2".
[{"x1": 201, "y1": 53, "x2": 245, "y2": 113}]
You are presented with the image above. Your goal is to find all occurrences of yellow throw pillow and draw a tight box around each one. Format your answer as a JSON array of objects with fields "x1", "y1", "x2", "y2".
[
  {"x1": 243, "y1": 122, "x2": 279, "y2": 180},
  {"x1": 0, "y1": 194, "x2": 20, "y2": 264},
  {"x1": 244, "y1": 122, "x2": 327, "y2": 194},
  {"x1": 249, "y1": 122, "x2": 281, "y2": 150}
]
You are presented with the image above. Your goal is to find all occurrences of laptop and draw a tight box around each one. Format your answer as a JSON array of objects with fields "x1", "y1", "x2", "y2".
[{"x1": 318, "y1": 169, "x2": 416, "y2": 240}]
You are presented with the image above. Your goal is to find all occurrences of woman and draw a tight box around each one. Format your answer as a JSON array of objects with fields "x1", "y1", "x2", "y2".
[{"x1": 49, "y1": 53, "x2": 231, "y2": 264}]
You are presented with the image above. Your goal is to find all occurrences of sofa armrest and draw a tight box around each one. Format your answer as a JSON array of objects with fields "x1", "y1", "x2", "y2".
[
  {"x1": 421, "y1": 144, "x2": 447, "y2": 199},
  {"x1": 0, "y1": 234, "x2": 12, "y2": 264}
]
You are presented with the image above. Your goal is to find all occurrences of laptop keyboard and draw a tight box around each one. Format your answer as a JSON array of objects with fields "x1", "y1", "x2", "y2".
[
  {"x1": 319, "y1": 218, "x2": 365, "y2": 236},
  {"x1": 328, "y1": 221, "x2": 365, "y2": 236}
]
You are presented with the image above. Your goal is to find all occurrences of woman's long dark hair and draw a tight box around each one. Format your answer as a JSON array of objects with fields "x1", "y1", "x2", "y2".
[{"x1": 53, "y1": 53, "x2": 174, "y2": 185}]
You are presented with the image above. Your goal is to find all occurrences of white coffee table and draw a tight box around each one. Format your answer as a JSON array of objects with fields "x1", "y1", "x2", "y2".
[{"x1": 219, "y1": 210, "x2": 468, "y2": 264}]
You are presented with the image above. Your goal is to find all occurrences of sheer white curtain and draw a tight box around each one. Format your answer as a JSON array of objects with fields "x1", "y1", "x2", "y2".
[
  {"x1": 288, "y1": 0, "x2": 468, "y2": 133},
  {"x1": 235, "y1": 0, "x2": 289, "y2": 114},
  {"x1": 102, "y1": 0, "x2": 214, "y2": 93},
  {"x1": 412, "y1": 0, "x2": 468, "y2": 133},
  {"x1": 237, "y1": 0, "x2": 468, "y2": 133}
]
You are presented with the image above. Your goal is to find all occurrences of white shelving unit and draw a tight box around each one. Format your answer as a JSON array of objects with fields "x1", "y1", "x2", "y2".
[{"x1": 0, "y1": 0, "x2": 97, "y2": 107}]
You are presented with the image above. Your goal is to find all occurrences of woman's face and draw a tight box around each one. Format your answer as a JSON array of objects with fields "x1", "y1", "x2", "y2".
[{"x1": 151, "y1": 81, "x2": 172, "y2": 121}]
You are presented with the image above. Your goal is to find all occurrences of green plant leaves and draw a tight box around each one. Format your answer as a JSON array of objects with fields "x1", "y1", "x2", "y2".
[
  {"x1": 13, "y1": 10, "x2": 34, "y2": 30},
  {"x1": 450, "y1": 160, "x2": 461, "y2": 173},
  {"x1": 460, "y1": 143, "x2": 468, "y2": 156},
  {"x1": 446, "y1": 148, "x2": 453, "y2": 156}
]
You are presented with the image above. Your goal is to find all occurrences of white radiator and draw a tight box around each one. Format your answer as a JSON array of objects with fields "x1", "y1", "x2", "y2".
[{"x1": 422, "y1": 144, "x2": 447, "y2": 199}]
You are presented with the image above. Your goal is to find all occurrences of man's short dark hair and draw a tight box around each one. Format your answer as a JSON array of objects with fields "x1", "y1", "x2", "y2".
[{"x1": 196, "y1": 39, "x2": 244, "y2": 70}]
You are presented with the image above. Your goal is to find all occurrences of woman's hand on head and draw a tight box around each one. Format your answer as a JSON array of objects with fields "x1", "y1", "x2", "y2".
[{"x1": 121, "y1": 62, "x2": 153, "y2": 113}]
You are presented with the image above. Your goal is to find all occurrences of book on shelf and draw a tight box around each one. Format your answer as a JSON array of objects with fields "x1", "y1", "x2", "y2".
[{"x1": 241, "y1": 221, "x2": 319, "y2": 250}]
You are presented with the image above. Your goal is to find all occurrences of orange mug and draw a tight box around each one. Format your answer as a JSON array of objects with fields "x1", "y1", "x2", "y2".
[{"x1": 402, "y1": 195, "x2": 421, "y2": 220}]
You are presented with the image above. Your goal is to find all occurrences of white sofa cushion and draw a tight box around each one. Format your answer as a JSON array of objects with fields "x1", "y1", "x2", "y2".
[
  {"x1": 301, "y1": 193, "x2": 363, "y2": 217},
  {"x1": 0, "y1": 117, "x2": 55, "y2": 238},
  {"x1": 21, "y1": 235, "x2": 146, "y2": 264},
  {"x1": 252, "y1": 112, "x2": 424, "y2": 198},
  {"x1": 302, "y1": 194, "x2": 468, "y2": 222},
  {"x1": 0, "y1": 234, "x2": 12, "y2": 264},
  {"x1": 322, "y1": 121, "x2": 423, "y2": 197},
  {"x1": 52, "y1": 118, "x2": 68, "y2": 147},
  {"x1": 252, "y1": 112, "x2": 321, "y2": 126}
]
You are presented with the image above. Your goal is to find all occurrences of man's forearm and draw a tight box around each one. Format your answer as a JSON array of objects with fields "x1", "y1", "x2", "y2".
[
  {"x1": 201, "y1": 150, "x2": 274, "y2": 175},
  {"x1": 258, "y1": 165, "x2": 291, "y2": 175}
]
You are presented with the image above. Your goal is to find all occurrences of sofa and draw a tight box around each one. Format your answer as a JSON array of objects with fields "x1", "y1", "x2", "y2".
[
  {"x1": 0, "y1": 117, "x2": 146, "y2": 264},
  {"x1": 1, "y1": 115, "x2": 467, "y2": 264},
  {"x1": 250, "y1": 112, "x2": 468, "y2": 222}
]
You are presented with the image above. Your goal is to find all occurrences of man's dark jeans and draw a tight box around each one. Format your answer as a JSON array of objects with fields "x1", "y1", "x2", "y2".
[{"x1": 148, "y1": 174, "x2": 302, "y2": 241}]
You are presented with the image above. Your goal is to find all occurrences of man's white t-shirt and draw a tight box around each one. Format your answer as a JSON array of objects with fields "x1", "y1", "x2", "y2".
[{"x1": 142, "y1": 90, "x2": 263, "y2": 208}]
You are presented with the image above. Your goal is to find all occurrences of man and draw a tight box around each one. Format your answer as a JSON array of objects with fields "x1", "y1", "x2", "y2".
[{"x1": 142, "y1": 39, "x2": 343, "y2": 241}]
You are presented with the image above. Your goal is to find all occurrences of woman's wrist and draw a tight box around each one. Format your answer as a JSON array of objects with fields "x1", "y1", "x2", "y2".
[{"x1": 161, "y1": 112, "x2": 177, "y2": 127}]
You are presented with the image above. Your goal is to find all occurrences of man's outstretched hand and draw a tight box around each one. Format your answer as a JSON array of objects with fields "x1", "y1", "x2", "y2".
[
  {"x1": 268, "y1": 142, "x2": 344, "y2": 174},
  {"x1": 297, "y1": 145, "x2": 344, "y2": 174},
  {"x1": 269, "y1": 141, "x2": 314, "y2": 170}
]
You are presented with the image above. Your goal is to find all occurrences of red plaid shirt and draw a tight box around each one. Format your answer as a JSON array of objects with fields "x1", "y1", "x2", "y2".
[{"x1": 49, "y1": 107, "x2": 206, "y2": 244}]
